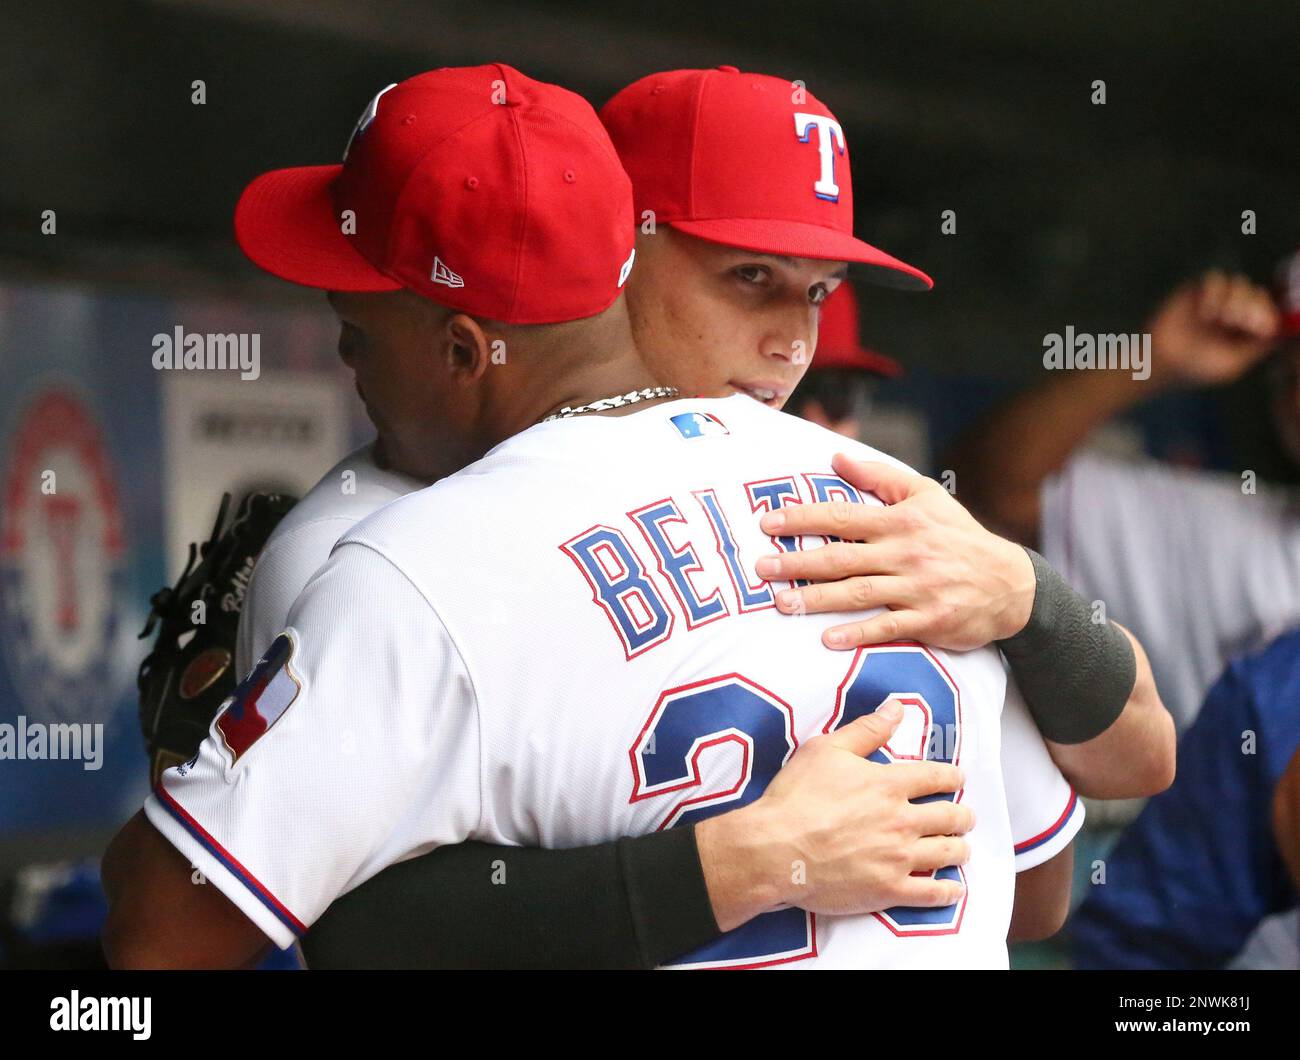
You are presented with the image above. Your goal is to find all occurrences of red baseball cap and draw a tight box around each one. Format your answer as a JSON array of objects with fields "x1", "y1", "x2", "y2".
[
  {"x1": 1276, "y1": 248, "x2": 1300, "y2": 339},
  {"x1": 813, "y1": 285, "x2": 902, "y2": 377},
  {"x1": 600, "y1": 66, "x2": 931, "y2": 291},
  {"x1": 235, "y1": 64, "x2": 636, "y2": 325}
]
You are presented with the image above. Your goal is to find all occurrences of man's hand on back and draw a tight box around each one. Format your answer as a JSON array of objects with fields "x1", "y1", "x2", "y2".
[
  {"x1": 695, "y1": 701, "x2": 971, "y2": 931},
  {"x1": 754, "y1": 454, "x2": 1036, "y2": 651}
]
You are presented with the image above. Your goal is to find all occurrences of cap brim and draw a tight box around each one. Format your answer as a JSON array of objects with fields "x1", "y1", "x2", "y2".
[
  {"x1": 856, "y1": 349, "x2": 904, "y2": 378},
  {"x1": 234, "y1": 165, "x2": 402, "y2": 292},
  {"x1": 669, "y1": 217, "x2": 932, "y2": 291},
  {"x1": 811, "y1": 345, "x2": 905, "y2": 378}
]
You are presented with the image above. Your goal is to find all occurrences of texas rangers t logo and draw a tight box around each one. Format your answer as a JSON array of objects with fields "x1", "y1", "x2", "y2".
[{"x1": 793, "y1": 113, "x2": 846, "y2": 202}]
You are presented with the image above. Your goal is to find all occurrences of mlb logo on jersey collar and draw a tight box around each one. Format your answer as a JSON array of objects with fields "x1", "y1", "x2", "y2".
[{"x1": 669, "y1": 411, "x2": 729, "y2": 440}]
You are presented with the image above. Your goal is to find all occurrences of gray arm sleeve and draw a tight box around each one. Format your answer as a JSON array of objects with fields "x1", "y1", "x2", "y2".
[{"x1": 996, "y1": 548, "x2": 1136, "y2": 744}]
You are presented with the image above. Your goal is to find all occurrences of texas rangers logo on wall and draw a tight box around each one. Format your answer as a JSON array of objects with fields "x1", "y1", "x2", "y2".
[
  {"x1": 0, "y1": 386, "x2": 127, "y2": 723},
  {"x1": 216, "y1": 632, "x2": 301, "y2": 767}
]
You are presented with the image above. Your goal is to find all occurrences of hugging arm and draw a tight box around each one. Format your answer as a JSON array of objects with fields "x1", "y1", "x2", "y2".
[
  {"x1": 757, "y1": 455, "x2": 1175, "y2": 800},
  {"x1": 302, "y1": 705, "x2": 973, "y2": 968}
]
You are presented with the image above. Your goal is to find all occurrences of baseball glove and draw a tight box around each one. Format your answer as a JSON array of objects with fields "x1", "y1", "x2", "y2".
[{"x1": 137, "y1": 490, "x2": 297, "y2": 785}]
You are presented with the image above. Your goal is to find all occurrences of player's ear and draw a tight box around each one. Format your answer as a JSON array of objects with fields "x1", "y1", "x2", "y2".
[{"x1": 443, "y1": 313, "x2": 493, "y2": 381}]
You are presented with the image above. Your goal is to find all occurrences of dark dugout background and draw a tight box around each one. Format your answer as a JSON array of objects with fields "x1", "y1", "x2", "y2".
[{"x1": 4, "y1": 0, "x2": 1297, "y2": 466}]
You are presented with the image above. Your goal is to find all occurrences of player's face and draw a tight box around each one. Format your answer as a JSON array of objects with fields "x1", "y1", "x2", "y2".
[
  {"x1": 327, "y1": 290, "x2": 472, "y2": 482},
  {"x1": 624, "y1": 226, "x2": 847, "y2": 407}
]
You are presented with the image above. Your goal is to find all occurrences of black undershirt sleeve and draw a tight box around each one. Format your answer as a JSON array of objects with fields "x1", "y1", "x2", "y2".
[{"x1": 299, "y1": 826, "x2": 721, "y2": 969}]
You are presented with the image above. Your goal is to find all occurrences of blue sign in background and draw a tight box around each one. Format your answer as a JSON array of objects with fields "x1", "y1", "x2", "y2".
[
  {"x1": 0, "y1": 284, "x2": 163, "y2": 847},
  {"x1": 0, "y1": 281, "x2": 349, "y2": 856}
]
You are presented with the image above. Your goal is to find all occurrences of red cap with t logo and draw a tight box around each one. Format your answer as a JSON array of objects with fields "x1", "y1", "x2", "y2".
[
  {"x1": 1276, "y1": 248, "x2": 1300, "y2": 339},
  {"x1": 600, "y1": 65, "x2": 931, "y2": 291},
  {"x1": 234, "y1": 64, "x2": 636, "y2": 324},
  {"x1": 814, "y1": 285, "x2": 902, "y2": 377}
]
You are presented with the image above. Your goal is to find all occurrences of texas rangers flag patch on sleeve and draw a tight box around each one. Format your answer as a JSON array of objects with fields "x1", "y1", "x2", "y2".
[{"x1": 216, "y1": 632, "x2": 301, "y2": 766}]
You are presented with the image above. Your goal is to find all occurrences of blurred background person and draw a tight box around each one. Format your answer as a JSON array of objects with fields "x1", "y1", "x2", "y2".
[
  {"x1": 787, "y1": 283, "x2": 902, "y2": 439},
  {"x1": 950, "y1": 261, "x2": 1298, "y2": 733},
  {"x1": 1070, "y1": 626, "x2": 1300, "y2": 969},
  {"x1": 948, "y1": 255, "x2": 1300, "y2": 968}
]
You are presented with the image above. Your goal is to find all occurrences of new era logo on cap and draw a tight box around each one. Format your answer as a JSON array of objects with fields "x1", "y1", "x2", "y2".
[{"x1": 431, "y1": 256, "x2": 464, "y2": 288}]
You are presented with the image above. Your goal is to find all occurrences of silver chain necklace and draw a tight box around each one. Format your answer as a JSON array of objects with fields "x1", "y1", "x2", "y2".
[{"x1": 540, "y1": 386, "x2": 680, "y2": 423}]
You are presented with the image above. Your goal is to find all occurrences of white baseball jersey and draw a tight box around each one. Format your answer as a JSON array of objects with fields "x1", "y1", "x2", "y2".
[
  {"x1": 235, "y1": 443, "x2": 420, "y2": 678},
  {"x1": 1042, "y1": 451, "x2": 1300, "y2": 969},
  {"x1": 148, "y1": 395, "x2": 1081, "y2": 969},
  {"x1": 1041, "y1": 452, "x2": 1300, "y2": 731}
]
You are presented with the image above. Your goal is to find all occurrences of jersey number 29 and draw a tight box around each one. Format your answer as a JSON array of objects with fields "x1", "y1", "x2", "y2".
[{"x1": 629, "y1": 643, "x2": 964, "y2": 969}]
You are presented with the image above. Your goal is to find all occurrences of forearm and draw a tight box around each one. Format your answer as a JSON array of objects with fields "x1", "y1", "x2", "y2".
[
  {"x1": 1045, "y1": 625, "x2": 1176, "y2": 800},
  {"x1": 1008, "y1": 845, "x2": 1073, "y2": 942},
  {"x1": 100, "y1": 813, "x2": 142, "y2": 913},
  {"x1": 947, "y1": 369, "x2": 1151, "y2": 543},
  {"x1": 102, "y1": 811, "x2": 270, "y2": 969},
  {"x1": 101, "y1": 817, "x2": 164, "y2": 968},
  {"x1": 999, "y1": 552, "x2": 1174, "y2": 797},
  {"x1": 304, "y1": 706, "x2": 966, "y2": 968},
  {"x1": 301, "y1": 829, "x2": 725, "y2": 969},
  {"x1": 695, "y1": 801, "x2": 788, "y2": 931},
  {"x1": 302, "y1": 797, "x2": 825, "y2": 968}
]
